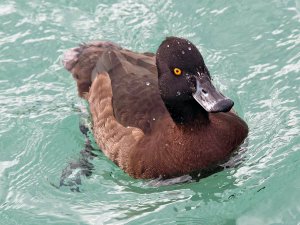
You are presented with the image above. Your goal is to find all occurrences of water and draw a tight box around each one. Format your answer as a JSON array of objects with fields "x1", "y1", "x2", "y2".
[{"x1": 0, "y1": 0, "x2": 300, "y2": 224}]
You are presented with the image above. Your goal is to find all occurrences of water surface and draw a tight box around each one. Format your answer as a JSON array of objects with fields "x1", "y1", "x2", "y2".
[{"x1": 0, "y1": 0, "x2": 300, "y2": 224}]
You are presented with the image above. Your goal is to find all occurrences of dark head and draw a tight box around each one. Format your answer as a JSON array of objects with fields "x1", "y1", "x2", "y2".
[{"x1": 156, "y1": 37, "x2": 233, "y2": 114}]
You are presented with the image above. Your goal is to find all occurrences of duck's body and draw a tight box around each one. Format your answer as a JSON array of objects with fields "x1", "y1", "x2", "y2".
[{"x1": 63, "y1": 38, "x2": 248, "y2": 179}]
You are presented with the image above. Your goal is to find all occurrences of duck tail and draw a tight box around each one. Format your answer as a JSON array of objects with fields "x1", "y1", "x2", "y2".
[{"x1": 62, "y1": 41, "x2": 121, "y2": 99}]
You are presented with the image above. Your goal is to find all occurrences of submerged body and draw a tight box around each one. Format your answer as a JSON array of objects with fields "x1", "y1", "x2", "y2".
[{"x1": 63, "y1": 38, "x2": 248, "y2": 179}]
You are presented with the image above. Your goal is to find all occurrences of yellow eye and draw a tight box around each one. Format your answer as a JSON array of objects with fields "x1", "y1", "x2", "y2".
[{"x1": 173, "y1": 68, "x2": 182, "y2": 76}]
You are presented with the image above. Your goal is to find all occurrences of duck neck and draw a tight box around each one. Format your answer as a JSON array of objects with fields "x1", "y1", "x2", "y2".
[{"x1": 163, "y1": 99, "x2": 209, "y2": 124}]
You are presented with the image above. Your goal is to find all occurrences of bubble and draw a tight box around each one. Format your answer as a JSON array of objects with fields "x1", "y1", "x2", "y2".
[
  {"x1": 188, "y1": 47, "x2": 192, "y2": 51},
  {"x1": 146, "y1": 82, "x2": 150, "y2": 86},
  {"x1": 182, "y1": 50, "x2": 185, "y2": 54}
]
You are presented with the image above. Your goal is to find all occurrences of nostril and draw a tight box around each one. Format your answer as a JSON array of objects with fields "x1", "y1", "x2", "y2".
[{"x1": 202, "y1": 89, "x2": 207, "y2": 94}]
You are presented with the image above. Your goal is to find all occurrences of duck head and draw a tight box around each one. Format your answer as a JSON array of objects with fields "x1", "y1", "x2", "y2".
[{"x1": 156, "y1": 37, "x2": 233, "y2": 114}]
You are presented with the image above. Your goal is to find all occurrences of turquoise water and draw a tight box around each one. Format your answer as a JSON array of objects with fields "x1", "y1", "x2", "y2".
[{"x1": 1, "y1": 0, "x2": 300, "y2": 224}]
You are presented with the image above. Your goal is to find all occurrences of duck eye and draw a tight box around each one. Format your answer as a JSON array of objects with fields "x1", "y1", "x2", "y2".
[{"x1": 173, "y1": 68, "x2": 182, "y2": 76}]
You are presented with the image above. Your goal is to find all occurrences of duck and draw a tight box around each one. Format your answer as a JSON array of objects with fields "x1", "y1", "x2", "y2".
[{"x1": 63, "y1": 37, "x2": 248, "y2": 179}]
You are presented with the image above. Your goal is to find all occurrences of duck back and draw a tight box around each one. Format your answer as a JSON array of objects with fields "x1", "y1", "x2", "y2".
[{"x1": 64, "y1": 42, "x2": 168, "y2": 134}]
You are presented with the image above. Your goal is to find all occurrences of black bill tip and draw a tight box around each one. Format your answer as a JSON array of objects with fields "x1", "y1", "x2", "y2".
[{"x1": 210, "y1": 98, "x2": 234, "y2": 113}]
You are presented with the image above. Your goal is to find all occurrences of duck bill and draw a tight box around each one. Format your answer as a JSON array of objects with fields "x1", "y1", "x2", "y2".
[{"x1": 192, "y1": 77, "x2": 234, "y2": 113}]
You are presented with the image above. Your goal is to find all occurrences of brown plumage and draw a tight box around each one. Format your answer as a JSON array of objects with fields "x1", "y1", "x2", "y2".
[{"x1": 63, "y1": 37, "x2": 248, "y2": 179}]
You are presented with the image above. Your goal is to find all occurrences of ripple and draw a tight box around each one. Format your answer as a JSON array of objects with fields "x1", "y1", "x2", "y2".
[
  {"x1": 0, "y1": 2, "x2": 16, "y2": 16},
  {"x1": 22, "y1": 35, "x2": 56, "y2": 44}
]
